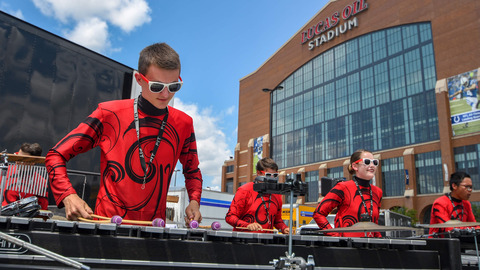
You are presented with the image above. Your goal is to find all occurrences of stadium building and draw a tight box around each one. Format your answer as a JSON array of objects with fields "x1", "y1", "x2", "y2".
[{"x1": 221, "y1": 0, "x2": 480, "y2": 223}]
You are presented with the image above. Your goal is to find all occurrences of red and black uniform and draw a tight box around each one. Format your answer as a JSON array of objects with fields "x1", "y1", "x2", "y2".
[
  {"x1": 3, "y1": 190, "x2": 48, "y2": 210},
  {"x1": 225, "y1": 182, "x2": 287, "y2": 233},
  {"x1": 46, "y1": 96, "x2": 203, "y2": 221},
  {"x1": 2, "y1": 165, "x2": 49, "y2": 210},
  {"x1": 313, "y1": 177, "x2": 383, "y2": 237},
  {"x1": 429, "y1": 193, "x2": 476, "y2": 237}
]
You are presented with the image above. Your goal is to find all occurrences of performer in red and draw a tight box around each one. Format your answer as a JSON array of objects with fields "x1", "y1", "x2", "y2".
[
  {"x1": 46, "y1": 43, "x2": 203, "y2": 223},
  {"x1": 429, "y1": 172, "x2": 477, "y2": 237},
  {"x1": 225, "y1": 158, "x2": 289, "y2": 234},
  {"x1": 313, "y1": 149, "x2": 383, "y2": 237},
  {"x1": 2, "y1": 143, "x2": 48, "y2": 210}
]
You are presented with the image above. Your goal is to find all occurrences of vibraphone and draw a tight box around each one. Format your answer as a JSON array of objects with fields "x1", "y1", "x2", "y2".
[{"x1": 0, "y1": 216, "x2": 463, "y2": 269}]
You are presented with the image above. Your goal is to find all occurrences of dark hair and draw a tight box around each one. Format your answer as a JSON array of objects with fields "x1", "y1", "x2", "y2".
[
  {"x1": 450, "y1": 171, "x2": 471, "y2": 191},
  {"x1": 256, "y1": 157, "x2": 278, "y2": 172},
  {"x1": 138, "y1": 42, "x2": 181, "y2": 75},
  {"x1": 20, "y1": 143, "x2": 42, "y2": 156},
  {"x1": 348, "y1": 149, "x2": 372, "y2": 175}
]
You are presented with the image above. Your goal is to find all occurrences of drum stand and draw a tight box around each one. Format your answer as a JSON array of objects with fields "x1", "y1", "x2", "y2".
[{"x1": 267, "y1": 173, "x2": 315, "y2": 270}]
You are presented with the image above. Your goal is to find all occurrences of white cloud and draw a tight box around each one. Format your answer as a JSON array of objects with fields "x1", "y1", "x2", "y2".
[
  {"x1": 31, "y1": 0, "x2": 151, "y2": 53},
  {"x1": 65, "y1": 17, "x2": 110, "y2": 53},
  {"x1": 1, "y1": 3, "x2": 24, "y2": 19},
  {"x1": 173, "y1": 98, "x2": 233, "y2": 188}
]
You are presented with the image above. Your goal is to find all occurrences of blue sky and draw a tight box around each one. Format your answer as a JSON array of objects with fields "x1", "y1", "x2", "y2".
[{"x1": 0, "y1": 0, "x2": 329, "y2": 190}]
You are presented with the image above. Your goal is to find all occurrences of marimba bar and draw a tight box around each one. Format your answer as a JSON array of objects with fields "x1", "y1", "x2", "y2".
[{"x1": 0, "y1": 216, "x2": 460, "y2": 269}]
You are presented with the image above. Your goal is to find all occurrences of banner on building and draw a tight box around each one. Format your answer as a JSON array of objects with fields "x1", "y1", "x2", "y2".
[
  {"x1": 253, "y1": 136, "x2": 263, "y2": 174},
  {"x1": 448, "y1": 68, "x2": 480, "y2": 136}
]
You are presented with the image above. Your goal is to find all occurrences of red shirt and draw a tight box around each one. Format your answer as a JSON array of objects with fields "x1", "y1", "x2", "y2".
[
  {"x1": 429, "y1": 193, "x2": 476, "y2": 237},
  {"x1": 46, "y1": 96, "x2": 203, "y2": 221},
  {"x1": 313, "y1": 177, "x2": 382, "y2": 237},
  {"x1": 226, "y1": 182, "x2": 287, "y2": 233}
]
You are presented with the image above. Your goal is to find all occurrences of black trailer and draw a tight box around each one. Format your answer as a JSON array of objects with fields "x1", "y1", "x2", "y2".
[{"x1": 0, "y1": 11, "x2": 134, "y2": 205}]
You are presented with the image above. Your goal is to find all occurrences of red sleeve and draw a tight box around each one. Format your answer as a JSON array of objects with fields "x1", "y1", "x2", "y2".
[
  {"x1": 180, "y1": 121, "x2": 202, "y2": 204},
  {"x1": 45, "y1": 107, "x2": 103, "y2": 207},
  {"x1": 225, "y1": 186, "x2": 250, "y2": 228},
  {"x1": 2, "y1": 190, "x2": 19, "y2": 206},
  {"x1": 313, "y1": 184, "x2": 345, "y2": 237},
  {"x1": 464, "y1": 201, "x2": 476, "y2": 222},
  {"x1": 429, "y1": 195, "x2": 450, "y2": 236},
  {"x1": 273, "y1": 194, "x2": 287, "y2": 232},
  {"x1": 37, "y1": 196, "x2": 49, "y2": 210}
]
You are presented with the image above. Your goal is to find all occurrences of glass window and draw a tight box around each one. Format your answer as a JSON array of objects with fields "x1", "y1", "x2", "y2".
[
  {"x1": 336, "y1": 78, "x2": 348, "y2": 117},
  {"x1": 387, "y1": 27, "x2": 402, "y2": 56},
  {"x1": 346, "y1": 39, "x2": 359, "y2": 72},
  {"x1": 271, "y1": 23, "x2": 437, "y2": 169},
  {"x1": 335, "y1": 44, "x2": 346, "y2": 77},
  {"x1": 324, "y1": 50, "x2": 335, "y2": 82},
  {"x1": 305, "y1": 171, "x2": 319, "y2": 202},
  {"x1": 294, "y1": 68, "x2": 303, "y2": 94},
  {"x1": 313, "y1": 55, "x2": 324, "y2": 86},
  {"x1": 226, "y1": 178, "x2": 234, "y2": 194},
  {"x1": 415, "y1": 151, "x2": 443, "y2": 194},
  {"x1": 372, "y1": 31, "x2": 387, "y2": 62},
  {"x1": 381, "y1": 157, "x2": 405, "y2": 197},
  {"x1": 454, "y1": 144, "x2": 480, "y2": 188},
  {"x1": 327, "y1": 166, "x2": 344, "y2": 179}
]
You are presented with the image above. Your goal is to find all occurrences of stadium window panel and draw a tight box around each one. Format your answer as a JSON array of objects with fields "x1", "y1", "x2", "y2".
[
  {"x1": 294, "y1": 68, "x2": 303, "y2": 95},
  {"x1": 335, "y1": 44, "x2": 347, "y2": 77},
  {"x1": 348, "y1": 72, "x2": 361, "y2": 113},
  {"x1": 402, "y1": 24, "x2": 419, "y2": 50},
  {"x1": 313, "y1": 86, "x2": 324, "y2": 124},
  {"x1": 359, "y1": 34, "x2": 372, "y2": 67},
  {"x1": 304, "y1": 62, "x2": 313, "y2": 90},
  {"x1": 387, "y1": 27, "x2": 403, "y2": 56},
  {"x1": 324, "y1": 82, "x2": 336, "y2": 120},
  {"x1": 336, "y1": 78, "x2": 348, "y2": 117},
  {"x1": 270, "y1": 23, "x2": 436, "y2": 169},
  {"x1": 324, "y1": 50, "x2": 335, "y2": 82},
  {"x1": 415, "y1": 151, "x2": 443, "y2": 194},
  {"x1": 313, "y1": 56, "x2": 324, "y2": 86},
  {"x1": 305, "y1": 171, "x2": 319, "y2": 202},
  {"x1": 303, "y1": 91, "x2": 313, "y2": 127},
  {"x1": 327, "y1": 167, "x2": 344, "y2": 179},
  {"x1": 372, "y1": 31, "x2": 387, "y2": 62},
  {"x1": 346, "y1": 40, "x2": 359, "y2": 72},
  {"x1": 381, "y1": 157, "x2": 405, "y2": 197},
  {"x1": 294, "y1": 95, "x2": 303, "y2": 130}
]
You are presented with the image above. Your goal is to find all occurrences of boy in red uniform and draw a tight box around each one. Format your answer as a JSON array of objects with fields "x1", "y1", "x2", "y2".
[
  {"x1": 46, "y1": 43, "x2": 203, "y2": 223},
  {"x1": 226, "y1": 158, "x2": 289, "y2": 234},
  {"x1": 429, "y1": 172, "x2": 477, "y2": 237},
  {"x1": 313, "y1": 149, "x2": 383, "y2": 237}
]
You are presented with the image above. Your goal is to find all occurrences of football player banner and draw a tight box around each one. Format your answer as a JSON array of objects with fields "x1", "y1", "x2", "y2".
[
  {"x1": 447, "y1": 68, "x2": 480, "y2": 136},
  {"x1": 253, "y1": 136, "x2": 263, "y2": 174}
]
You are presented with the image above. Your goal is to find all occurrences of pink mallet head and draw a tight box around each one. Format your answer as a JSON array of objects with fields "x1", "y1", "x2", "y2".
[
  {"x1": 189, "y1": 220, "x2": 199, "y2": 229},
  {"x1": 152, "y1": 218, "x2": 165, "y2": 227},
  {"x1": 111, "y1": 215, "x2": 123, "y2": 225},
  {"x1": 211, "y1": 221, "x2": 221, "y2": 230}
]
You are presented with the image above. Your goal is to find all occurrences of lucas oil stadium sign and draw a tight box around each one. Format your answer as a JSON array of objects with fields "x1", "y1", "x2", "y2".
[{"x1": 301, "y1": 0, "x2": 368, "y2": 50}]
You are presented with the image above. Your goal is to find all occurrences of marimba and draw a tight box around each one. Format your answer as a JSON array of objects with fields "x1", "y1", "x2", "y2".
[{"x1": 0, "y1": 216, "x2": 462, "y2": 269}]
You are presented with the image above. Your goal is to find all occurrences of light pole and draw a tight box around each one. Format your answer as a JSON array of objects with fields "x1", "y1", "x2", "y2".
[
  {"x1": 173, "y1": 169, "x2": 180, "y2": 186},
  {"x1": 261, "y1": 85, "x2": 283, "y2": 159}
]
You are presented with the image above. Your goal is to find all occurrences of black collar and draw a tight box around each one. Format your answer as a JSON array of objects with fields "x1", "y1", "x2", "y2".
[
  {"x1": 138, "y1": 95, "x2": 168, "y2": 116},
  {"x1": 448, "y1": 193, "x2": 462, "y2": 203},
  {"x1": 354, "y1": 176, "x2": 371, "y2": 187}
]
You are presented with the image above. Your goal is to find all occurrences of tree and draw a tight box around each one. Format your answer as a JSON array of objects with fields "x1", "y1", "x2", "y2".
[{"x1": 390, "y1": 206, "x2": 419, "y2": 225}]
